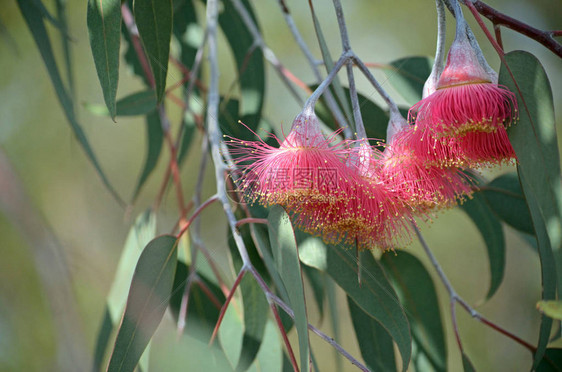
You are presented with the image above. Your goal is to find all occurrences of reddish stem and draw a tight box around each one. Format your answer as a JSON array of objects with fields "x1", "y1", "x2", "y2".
[
  {"x1": 235, "y1": 218, "x2": 268, "y2": 228},
  {"x1": 478, "y1": 314, "x2": 537, "y2": 353},
  {"x1": 471, "y1": 0, "x2": 562, "y2": 58},
  {"x1": 176, "y1": 195, "x2": 218, "y2": 239},
  {"x1": 271, "y1": 303, "x2": 300, "y2": 372},
  {"x1": 209, "y1": 269, "x2": 246, "y2": 345}
]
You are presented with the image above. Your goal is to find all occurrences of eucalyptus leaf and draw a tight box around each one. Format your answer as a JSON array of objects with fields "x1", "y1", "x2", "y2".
[
  {"x1": 268, "y1": 206, "x2": 310, "y2": 372},
  {"x1": 347, "y1": 296, "x2": 396, "y2": 372},
  {"x1": 383, "y1": 56, "x2": 432, "y2": 105},
  {"x1": 460, "y1": 191, "x2": 505, "y2": 300},
  {"x1": 107, "y1": 235, "x2": 178, "y2": 372},
  {"x1": 500, "y1": 51, "x2": 560, "y2": 366},
  {"x1": 134, "y1": 0, "x2": 173, "y2": 103},
  {"x1": 87, "y1": 0, "x2": 121, "y2": 119},
  {"x1": 381, "y1": 251, "x2": 446, "y2": 371},
  {"x1": 299, "y1": 239, "x2": 411, "y2": 371},
  {"x1": 132, "y1": 111, "x2": 164, "y2": 202}
]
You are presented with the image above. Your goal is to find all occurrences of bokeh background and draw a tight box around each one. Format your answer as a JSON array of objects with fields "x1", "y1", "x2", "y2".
[{"x1": 1, "y1": 0, "x2": 561, "y2": 370}]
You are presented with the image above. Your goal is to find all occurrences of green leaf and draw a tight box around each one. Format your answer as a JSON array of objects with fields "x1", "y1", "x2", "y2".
[
  {"x1": 252, "y1": 320, "x2": 282, "y2": 372},
  {"x1": 228, "y1": 224, "x2": 269, "y2": 372},
  {"x1": 381, "y1": 251, "x2": 446, "y2": 372},
  {"x1": 314, "y1": 86, "x2": 389, "y2": 144},
  {"x1": 107, "y1": 235, "x2": 178, "y2": 372},
  {"x1": 173, "y1": 0, "x2": 200, "y2": 68},
  {"x1": 537, "y1": 301, "x2": 562, "y2": 321},
  {"x1": 134, "y1": 0, "x2": 173, "y2": 103},
  {"x1": 480, "y1": 172, "x2": 534, "y2": 235},
  {"x1": 93, "y1": 307, "x2": 113, "y2": 372},
  {"x1": 500, "y1": 51, "x2": 561, "y2": 366},
  {"x1": 16, "y1": 0, "x2": 124, "y2": 206},
  {"x1": 107, "y1": 211, "x2": 157, "y2": 323},
  {"x1": 383, "y1": 56, "x2": 432, "y2": 105},
  {"x1": 537, "y1": 348, "x2": 562, "y2": 372},
  {"x1": 132, "y1": 111, "x2": 164, "y2": 201},
  {"x1": 268, "y1": 206, "x2": 310, "y2": 372},
  {"x1": 177, "y1": 112, "x2": 197, "y2": 165},
  {"x1": 56, "y1": 0, "x2": 74, "y2": 97},
  {"x1": 347, "y1": 296, "x2": 396, "y2": 372},
  {"x1": 299, "y1": 238, "x2": 411, "y2": 371},
  {"x1": 460, "y1": 191, "x2": 506, "y2": 300},
  {"x1": 87, "y1": 0, "x2": 121, "y2": 119},
  {"x1": 462, "y1": 353, "x2": 476, "y2": 372},
  {"x1": 302, "y1": 265, "x2": 325, "y2": 320},
  {"x1": 218, "y1": 0, "x2": 265, "y2": 133}
]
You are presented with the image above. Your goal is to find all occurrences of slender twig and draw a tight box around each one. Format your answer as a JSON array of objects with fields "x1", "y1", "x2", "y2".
[
  {"x1": 412, "y1": 222, "x2": 537, "y2": 353},
  {"x1": 467, "y1": 0, "x2": 562, "y2": 58},
  {"x1": 423, "y1": 0, "x2": 447, "y2": 98},
  {"x1": 304, "y1": 53, "x2": 351, "y2": 110},
  {"x1": 177, "y1": 195, "x2": 219, "y2": 239},
  {"x1": 235, "y1": 218, "x2": 268, "y2": 228},
  {"x1": 231, "y1": 0, "x2": 303, "y2": 105},
  {"x1": 270, "y1": 293, "x2": 370, "y2": 372}
]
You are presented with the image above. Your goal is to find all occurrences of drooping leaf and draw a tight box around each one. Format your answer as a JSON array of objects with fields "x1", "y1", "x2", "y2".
[
  {"x1": 460, "y1": 190, "x2": 506, "y2": 300},
  {"x1": 134, "y1": 0, "x2": 173, "y2": 103},
  {"x1": 176, "y1": 111, "x2": 197, "y2": 165},
  {"x1": 16, "y1": 0, "x2": 124, "y2": 206},
  {"x1": 537, "y1": 301, "x2": 562, "y2": 321},
  {"x1": 252, "y1": 320, "x2": 282, "y2": 372},
  {"x1": 383, "y1": 56, "x2": 432, "y2": 105},
  {"x1": 302, "y1": 265, "x2": 325, "y2": 320},
  {"x1": 87, "y1": 0, "x2": 121, "y2": 119},
  {"x1": 381, "y1": 251, "x2": 446, "y2": 372},
  {"x1": 537, "y1": 348, "x2": 562, "y2": 372},
  {"x1": 462, "y1": 353, "x2": 476, "y2": 372},
  {"x1": 500, "y1": 51, "x2": 560, "y2": 366},
  {"x1": 218, "y1": 0, "x2": 265, "y2": 135},
  {"x1": 173, "y1": 0, "x2": 200, "y2": 68},
  {"x1": 268, "y1": 206, "x2": 310, "y2": 372},
  {"x1": 299, "y1": 238, "x2": 411, "y2": 371},
  {"x1": 347, "y1": 296, "x2": 396, "y2": 372},
  {"x1": 93, "y1": 211, "x2": 156, "y2": 371},
  {"x1": 93, "y1": 307, "x2": 114, "y2": 372},
  {"x1": 132, "y1": 110, "x2": 164, "y2": 201},
  {"x1": 56, "y1": 0, "x2": 74, "y2": 97},
  {"x1": 228, "y1": 225, "x2": 269, "y2": 372},
  {"x1": 107, "y1": 235, "x2": 178, "y2": 372},
  {"x1": 480, "y1": 172, "x2": 534, "y2": 235},
  {"x1": 218, "y1": 301, "x2": 244, "y2": 368}
]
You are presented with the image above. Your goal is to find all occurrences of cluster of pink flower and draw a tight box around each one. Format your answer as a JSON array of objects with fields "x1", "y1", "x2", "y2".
[{"x1": 226, "y1": 29, "x2": 518, "y2": 250}]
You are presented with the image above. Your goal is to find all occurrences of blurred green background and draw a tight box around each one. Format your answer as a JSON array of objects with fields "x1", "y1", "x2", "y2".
[{"x1": 1, "y1": 0, "x2": 561, "y2": 371}]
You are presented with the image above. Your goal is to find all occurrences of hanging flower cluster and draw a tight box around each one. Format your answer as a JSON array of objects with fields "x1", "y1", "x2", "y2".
[{"x1": 225, "y1": 17, "x2": 518, "y2": 250}]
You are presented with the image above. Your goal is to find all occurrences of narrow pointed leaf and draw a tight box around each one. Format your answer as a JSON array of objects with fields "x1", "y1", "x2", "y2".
[
  {"x1": 132, "y1": 111, "x2": 163, "y2": 201},
  {"x1": 537, "y1": 348, "x2": 562, "y2": 372},
  {"x1": 462, "y1": 353, "x2": 476, "y2": 372},
  {"x1": 499, "y1": 51, "x2": 560, "y2": 366},
  {"x1": 107, "y1": 235, "x2": 178, "y2": 372},
  {"x1": 87, "y1": 0, "x2": 121, "y2": 119},
  {"x1": 253, "y1": 321, "x2": 282, "y2": 372},
  {"x1": 268, "y1": 206, "x2": 310, "y2": 372},
  {"x1": 347, "y1": 296, "x2": 396, "y2": 372},
  {"x1": 56, "y1": 0, "x2": 74, "y2": 97},
  {"x1": 460, "y1": 191, "x2": 505, "y2": 300},
  {"x1": 299, "y1": 238, "x2": 411, "y2": 371},
  {"x1": 383, "y1": 56, "x2": 432, "y2": 105},
  {"x1": 481, "y1": 172, "x2": 534, "y2": 235},
  {"x1": 93, "y1": 307, "x2": 113, "y2": 372},
  {"x1": 218, "y1": 0, "x2": 265, "y2": 135},
  {"x1": 381, "y1": 251, "x2": 446, "y2": 372},
  {"x1": 134, "y1": 0, "x2": 172, "y2": 103},
  {"x1": 17, "y1": 0, "x2": 124, "y2": 206}
]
